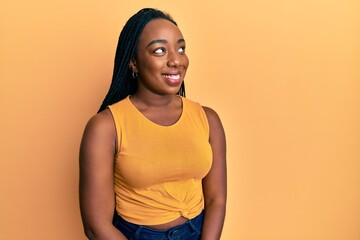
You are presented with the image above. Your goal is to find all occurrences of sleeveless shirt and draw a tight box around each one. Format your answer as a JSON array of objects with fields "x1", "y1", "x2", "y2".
[{"x1": 108, "y1": 96, "x2": 212, "y2": 225}]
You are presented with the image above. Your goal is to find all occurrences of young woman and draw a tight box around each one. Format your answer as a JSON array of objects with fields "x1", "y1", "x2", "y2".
[{"x1": 79, "y1": 8, "x2": 227, "y2": 240}]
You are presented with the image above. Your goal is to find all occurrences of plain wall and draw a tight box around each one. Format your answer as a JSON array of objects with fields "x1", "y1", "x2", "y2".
[{"x1": 1, "y1": 0, "x2": 359, "y2": 239}]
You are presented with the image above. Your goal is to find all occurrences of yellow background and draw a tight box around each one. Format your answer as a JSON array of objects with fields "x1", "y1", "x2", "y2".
[{"x1": 1, "y1": 0, "x2": 359, "y2": 239}]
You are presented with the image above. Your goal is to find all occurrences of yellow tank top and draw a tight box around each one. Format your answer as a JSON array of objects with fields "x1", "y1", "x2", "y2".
[{"x1": 108, "y1": 96, "x2": 212, "y2": 225}]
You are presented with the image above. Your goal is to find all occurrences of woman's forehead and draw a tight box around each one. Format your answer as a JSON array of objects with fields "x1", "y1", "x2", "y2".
[{"x1": 139, "y1": 19, "x2": 183, "y2": 43}]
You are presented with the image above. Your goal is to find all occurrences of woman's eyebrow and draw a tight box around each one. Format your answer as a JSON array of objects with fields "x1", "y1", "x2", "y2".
[
  {"x1": 146, "y1": 38, "x2": 185, "y2": 48},
  {"x1": 146, "y1": 39, "x2": 167, "y2": 48}
]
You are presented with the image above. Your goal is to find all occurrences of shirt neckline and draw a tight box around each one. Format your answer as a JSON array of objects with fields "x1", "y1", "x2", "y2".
[{"x1": 126, "y1": 96, "x2": 185, "y2": 128}]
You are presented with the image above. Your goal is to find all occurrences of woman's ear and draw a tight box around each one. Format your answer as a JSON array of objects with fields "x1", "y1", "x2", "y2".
[{"x1": 129, "y1": 57, "x2": 138, "y2": 73}]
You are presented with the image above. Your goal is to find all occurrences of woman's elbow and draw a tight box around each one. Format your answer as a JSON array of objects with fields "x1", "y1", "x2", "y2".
[{"x1": 83, "y1": 225, "x2": 96, "y2": 239}]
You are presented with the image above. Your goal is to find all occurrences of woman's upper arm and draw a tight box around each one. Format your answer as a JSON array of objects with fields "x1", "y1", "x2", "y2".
[
  {"x1": 79, "y1": 109, "x2": 118, "y2": 236},
  {"x1": 202, "y1": 106, "x2": 227, "y2": 204}
]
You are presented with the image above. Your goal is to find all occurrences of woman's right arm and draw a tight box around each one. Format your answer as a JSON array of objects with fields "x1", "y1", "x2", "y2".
[{"x1": 79, "y1": 109, "x2": 127, "y2": 240}]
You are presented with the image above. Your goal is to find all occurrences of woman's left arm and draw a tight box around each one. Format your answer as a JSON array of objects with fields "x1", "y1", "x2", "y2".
[{"x1": 201, "y1": 106, "x2": 227, "y2": 240}]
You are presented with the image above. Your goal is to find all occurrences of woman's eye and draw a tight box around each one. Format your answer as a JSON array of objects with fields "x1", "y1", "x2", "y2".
[
  {"x1": 178, "y1": 46, "x2": 186, "y2": 53},
  {"x1": 154, "y1": 48, "x2": 165, "y2": 54}
]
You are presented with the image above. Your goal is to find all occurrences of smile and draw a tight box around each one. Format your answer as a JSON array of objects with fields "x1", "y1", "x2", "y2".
[{"x1": 163, "y1": 74, "x2": 180, "y2": 80}]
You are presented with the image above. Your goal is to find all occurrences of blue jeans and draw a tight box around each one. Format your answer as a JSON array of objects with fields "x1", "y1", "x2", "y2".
[{"x1": 112, "y1": 211, "x2": 203, "y2": 240}]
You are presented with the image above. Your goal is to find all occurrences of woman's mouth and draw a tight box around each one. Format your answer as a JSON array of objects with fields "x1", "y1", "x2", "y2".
[
  {"x1": 163, "y1": 74, "x2": 180, "y2": 80},
  {"x1": 162, "y1": 73, "x2": 182, "y2": 85}
]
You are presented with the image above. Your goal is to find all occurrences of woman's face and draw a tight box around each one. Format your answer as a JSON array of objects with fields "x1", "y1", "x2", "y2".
[{"x1": 130, "y1": 19, "x2": 189, "y2": 96}]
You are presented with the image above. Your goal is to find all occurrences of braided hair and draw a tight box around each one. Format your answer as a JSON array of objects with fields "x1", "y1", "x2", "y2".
[{"x1": 97, "y1": 8, "x2": 186, "y2": 113}]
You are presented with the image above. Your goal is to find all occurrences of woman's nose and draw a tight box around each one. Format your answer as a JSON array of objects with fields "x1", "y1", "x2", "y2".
[{"x1": 167, "y1": 52, "x2": 181, "y2": 67}]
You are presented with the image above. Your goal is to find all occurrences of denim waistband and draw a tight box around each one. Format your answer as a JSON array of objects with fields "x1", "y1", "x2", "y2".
[{"x1": 112, "y1": 211, "x2": 204, "y2": 240}]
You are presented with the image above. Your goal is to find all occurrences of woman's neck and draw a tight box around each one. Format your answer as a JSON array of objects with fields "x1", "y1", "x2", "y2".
[{"x1": 130, "y1": 91, "x2": 178, "y2": 108}]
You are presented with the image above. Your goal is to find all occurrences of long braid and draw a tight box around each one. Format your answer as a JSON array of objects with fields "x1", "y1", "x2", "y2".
[{"x1": 97, "y1": 8, "x2": 185, "y2": 113}]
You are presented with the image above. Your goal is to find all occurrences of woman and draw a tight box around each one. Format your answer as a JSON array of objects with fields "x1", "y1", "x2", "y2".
[{"x1": 79, "y1": 8, "x2": 226, "y2": 240}]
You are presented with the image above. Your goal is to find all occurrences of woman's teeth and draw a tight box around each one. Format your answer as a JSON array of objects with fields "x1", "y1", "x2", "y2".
[{"x1": 164, "y1": 74, "x2": 180, "y2": 80}]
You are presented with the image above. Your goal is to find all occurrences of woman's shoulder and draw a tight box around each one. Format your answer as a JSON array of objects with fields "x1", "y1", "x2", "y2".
[
  {"x1": 83, "y1": 109, "x2": 115, "y2": 139},
  {"x1": 182, "y1": 97, "x2": 223, "y2": 131},
  {"x1": 108, "y1": 97, "x2": 130, "y2": 110},
  {"x1": 181, "y1": 97, "x2": 220, "y2": 121},
  {"x1": 181, "y1": 97, "x2": 204, "y2": 111},
  {"x1": 182, "y1": 98, "x2": 220, "y2": 119},
  {"x1": 201, "y1": 105, "x2": 223, "y2": 132},
  {"x1": 201, "y1": 106, "x2": 219, "y2": 118}
]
